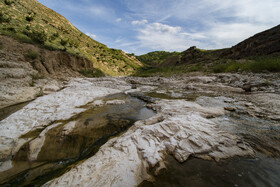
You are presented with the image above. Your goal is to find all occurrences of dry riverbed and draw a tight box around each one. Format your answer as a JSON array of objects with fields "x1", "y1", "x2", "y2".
[{"x1": 0, "y1": 73, "x2": 279, "y2": 186}]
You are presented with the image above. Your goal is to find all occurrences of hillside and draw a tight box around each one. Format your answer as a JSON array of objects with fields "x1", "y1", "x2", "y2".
[
  {"x1": 0, "y1": 0, "x2": 142, "y2": 76},
  {"x1": 135, "y1": 25, "x2": 280, "y2": 76},
  {"x1": 222, "y1": 24, "x2": 280, "y2": 58},
  {"x1": 136, "y1": 51, "x2": 180, "y2": 67}
]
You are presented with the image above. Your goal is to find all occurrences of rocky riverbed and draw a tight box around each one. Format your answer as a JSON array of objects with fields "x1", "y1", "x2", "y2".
[{"x1": 0, "y1": 73, "x2": 279, "y2": 186}]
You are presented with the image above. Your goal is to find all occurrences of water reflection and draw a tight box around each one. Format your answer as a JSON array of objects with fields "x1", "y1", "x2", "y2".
[{"x1": 140, "y1": 155, "x2": 280, "y2": 187}]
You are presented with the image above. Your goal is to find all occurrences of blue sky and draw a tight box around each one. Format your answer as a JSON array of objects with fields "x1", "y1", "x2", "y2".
[{"x1": 38, "y1": 0, "x2": 280, "y2": 55}]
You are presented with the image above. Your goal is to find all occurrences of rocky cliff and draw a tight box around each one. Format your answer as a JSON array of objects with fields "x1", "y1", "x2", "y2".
[
  {"x1": 0, "y1": 36, "x2": 94, "y2": 78},
  {"x1": 0, "y1": 35, "x2": 101, "y2": 109}
]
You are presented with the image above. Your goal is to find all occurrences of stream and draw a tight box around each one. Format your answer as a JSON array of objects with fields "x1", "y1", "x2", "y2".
[
  {"x1": 1, "y1": 93, "x2": 155, "y2": 186},
  {"x1": 1, "y1": 84, "x2": 280, "y2": 186},
  {"x1": 140, "y1": 89, "x2": 280, "y2": 187}
]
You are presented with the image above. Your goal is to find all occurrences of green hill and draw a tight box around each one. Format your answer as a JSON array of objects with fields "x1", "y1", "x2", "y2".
[
  {"x1": 0, "y1": 0, "x2": 142, "y2": 76},
  {"x1": 136, "y1": 51, "x2": 180, "y2": 66},
  {"x1": 135, "y1": 25, "x2": 280, "y2": 76}
]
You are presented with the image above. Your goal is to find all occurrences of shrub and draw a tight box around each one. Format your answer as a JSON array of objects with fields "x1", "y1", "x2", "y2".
[
  {"x1": 78, "y1": 69, "x2": 105, "y2": 77},
  {"x1": 43, "y1": 44, "x2": 57, "y2": 51},
  {"x1": 247, "y1": 56, "x2": 280, "y2": 72},
  {"x1": 211, "y1": 56, "x2": 280, "y2": 73},
  {"x1": 29, "y1": 30, "x2": 47, "y2": 44},
  {"x1": 49, "y1": 32, "x2": 59, "y2": 41},
  {"x1": 0, "y1": 12, "x2": 4, "y2": 23},
  {"x1": 187, "y1": 65, "x2": 201, "y2": 72},
  {"x1": 60, "y1": 38, "x2": 68, "y2": 46},
  {"x1": 26, "y1": 15, "x2": 34, "y2": 22},
  {"x1": 7, "y1": 27, "x2": 15, "y2": 32},
  {"x1": 26, "y1": 25, "x2": 31, "y2": 30},
  {"x1": 4, "y1": 0, "x2": 14, "y2": 5},
  {"x1": 25, "y1": 51, "x2": 39, "y2": 60},
  {"x1": 68, "y1": 40, "x2": 79, "y2": 48},
  {"x1": 1, "y1": 30, "x2": 33, "y2": 43},
  {"x1": 212, "y1": 63, "x2": 228, "y2": 73},
  {"x1": 0, "y1": 41, "x2": 3, "y2": 49}
]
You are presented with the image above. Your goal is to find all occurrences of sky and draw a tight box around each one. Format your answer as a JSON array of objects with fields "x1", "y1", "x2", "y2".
[{"x1": 37, "y1": 0, "x2": 280, "y2": 55}]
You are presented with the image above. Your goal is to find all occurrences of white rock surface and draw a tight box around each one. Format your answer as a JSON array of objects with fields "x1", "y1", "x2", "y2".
[
  {"x1": 44, "y1": 99, "x2": 254, "y2": 187},
  {"x1": 105, "y1": 100, "x2": 126, "y2": 105},
  {"x1": 0, "y1": 78, "x2": 127, "y2": 172},
  {"x1": 42, "y1": 80, "x2": 60, "y2": 94},
  {"x1": 28, "y1": 123, "x2": 62, "y2": 161}
]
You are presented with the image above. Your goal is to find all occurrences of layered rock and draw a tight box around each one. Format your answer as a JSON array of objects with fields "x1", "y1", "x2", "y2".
[
  {"x1": 1, "y1": 75, "x2": 279, "y2": 186},
  {"x1": 0, "y1": 78, "x2": 130, "y2": 175},
  {"x1": 44, "y1": 99, "x2": 254, "y2": 186},
  {"x1": 0, "y1": 35, "x2": 101, "y2": 109}
]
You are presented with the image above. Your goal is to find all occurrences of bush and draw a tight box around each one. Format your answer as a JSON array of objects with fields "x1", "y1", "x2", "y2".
[
  {"x1": 4, "y1": 0, "x2": 14, "y2": 5},
  {"x1": 26, "y1": 15, "x2": 34, "y2": 22},
  {"x1": 0, "y1": 41, "x2": 3, "y2": 49},
  {"x1": 212, "y1": 63, "x2": 228, "y2": 73},
  {"x1": 211, "y1": 56, "x2": 280, "y2": 73},
  {"x1": 78, "y1": 69, "x2": 105, "y2": 77},
  {"x1": 25, "y1": 51, "x2": 39, "y2": 60},
  {"x1": 43, "y1": 44, "x2": 58, "y2": 51},
  {"x1": 29, "y1": 30, "x2": 47, "y2": 44},
  {"x1": 0, "y1": 12, "x2": 4, "y2": 23},
  {"x1": 187, "y1": 65, "x2": 202, "y2": 72},
  {"x1": 68, "y1": 40, "x2": 79, "y2": 48},
  {"x1": 1, "y1": 30, "x2": 33, "y2": 43},
  {"x1": 26, "y1": 25, "x2": 31, "y2": 30},
  {"x1": 60, "y1": 38, "x2": 68, "y2": 46},
  {"x1": 247, "y1": 56, "x2": 280, "y2": 72},
  {"x1": 7, "y1": 27, "x2": 15, "y2": 32},
  {"x1": 49, "y1": 32, "x2": 59, "y2": 41}
]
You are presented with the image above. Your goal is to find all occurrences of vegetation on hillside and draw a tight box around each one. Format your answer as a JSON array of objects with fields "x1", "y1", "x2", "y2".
[
  {"x1": 212, "y1": 56, "x2": 280, "y2": 73},
  {"x1": 135, "y1": 48, "x2": 280, "y2": 77},
  {"x1": 0, "y1": 0, "x2": 142, "y2": 76},
  {"x1": 136, "y1": 51, "x2": 180, "y2": 66},
  {"x1": 135, "y1": 24, "x2": 280, "y2": 76}
]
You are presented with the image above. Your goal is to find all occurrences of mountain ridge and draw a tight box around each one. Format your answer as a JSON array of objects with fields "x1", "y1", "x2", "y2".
[{"x1": 136, "y1": 24, "x2": 280, "y2": 75}]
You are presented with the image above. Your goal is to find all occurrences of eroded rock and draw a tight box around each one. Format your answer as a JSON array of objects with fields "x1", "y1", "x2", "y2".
[
  {"x1": 0, "y1": 78, "x2": 126, "y2": 173},
  {"x1": 44, "y1": 99, "x2": 255, "y2": 186}
]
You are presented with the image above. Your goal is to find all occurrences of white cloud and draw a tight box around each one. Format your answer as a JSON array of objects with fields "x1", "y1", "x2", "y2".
[
  {"x1": 116, "y1": 18, "x2": 122, "y2": 22},
  {"x1": 87, "y1": 5, "x2": 118, "y2": 23},
  {"x1": 131, "y1": 19, "x2": 148, "y2": 25},
  {"x1": 39, "y1": 0, "x2": 280, "y2": 54},
  {"x1": 89, "y1": 6, "x2": 110, "y2": 17},
  {"x1": 123, "y1": 0, "x2": 280, "y2": 53},
  {"x1": 115, "y1": 39, "x2": 122, "y2": 43},
  {"x1": 86, "y1": 32, "x2": 97, "y2": 39},
  {"x1": 203, "y1": 0, "x2": 280, "y2": 24},
  {"x1": 205, "y1": 23, "x2": 268, "y2": 48},
  {"x1": 137, "y1": 23, "x2": 197, "y2": 51}
]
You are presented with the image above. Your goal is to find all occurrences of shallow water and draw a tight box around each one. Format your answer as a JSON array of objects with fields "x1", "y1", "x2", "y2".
[
  {"x1": 140, "y1": 154, "x2": 280, "y2": 187},
  {"x1": 1, "y1": 93, "x2": 156, "y2": 186},
  {"x1": 2, "y1": 88, "x2": 280, "y2": 186},
  {"x1": 142, "y1": 90, "x2": 280, "y2": 187},
  {"x1": 0, "y1": 101, "x2": 31, "y2": 121},
  {"x1": 212, "y1": 112, "x2": 280, "y2": 157}
]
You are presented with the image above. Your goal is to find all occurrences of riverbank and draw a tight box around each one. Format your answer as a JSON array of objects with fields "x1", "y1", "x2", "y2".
[{"x1": 0, "y1": 73, "x2": 279, "y2": 186}]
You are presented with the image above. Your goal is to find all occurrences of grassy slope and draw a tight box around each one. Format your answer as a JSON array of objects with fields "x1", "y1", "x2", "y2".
[
  {"x1": 136, "y1": 25, "x2": 280, "y2": 76},
  {"x1": 136, "y1": 51, "x2": 180, "y2": 66},
  {"x1": 0, "y1": 0, "x2": 142, "y2": 76},
  {"x1": 135, "y1": 48, "x2": 280, "y2": 77}
]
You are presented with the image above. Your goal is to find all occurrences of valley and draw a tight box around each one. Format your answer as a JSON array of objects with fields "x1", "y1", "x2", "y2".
[{"x1": 0, "y1": 0, "x2": 280, "y2": 186}]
